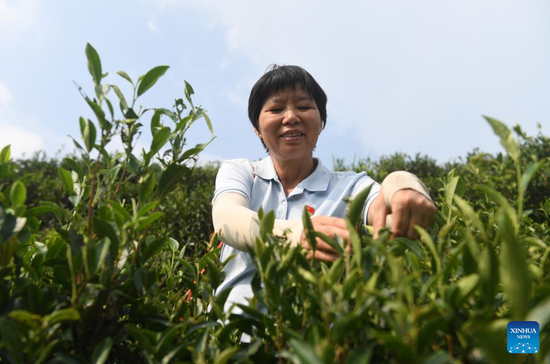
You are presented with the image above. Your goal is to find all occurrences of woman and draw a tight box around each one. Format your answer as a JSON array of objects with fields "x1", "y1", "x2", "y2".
[{"x1": 212, "y1": 65, "x2": 435, "y2": 313}]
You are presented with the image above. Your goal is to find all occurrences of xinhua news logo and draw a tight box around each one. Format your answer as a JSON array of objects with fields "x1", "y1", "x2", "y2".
[{"x1": 507, "y1": 321, "x2": 539, "y2": 354}]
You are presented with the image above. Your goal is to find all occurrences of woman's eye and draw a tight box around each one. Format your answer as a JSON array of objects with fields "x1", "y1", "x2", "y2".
[
  {"x1": 298, "y1": 106, "x2": 312, "y2": 110},
  {"x1": 270, "y1": 108, "x2": 283, "y2": 113}
]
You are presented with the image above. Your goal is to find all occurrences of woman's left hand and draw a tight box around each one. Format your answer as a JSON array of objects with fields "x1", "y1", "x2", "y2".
[{"x1": 370, "y1": 187, "x2": 436, "y2": 239}]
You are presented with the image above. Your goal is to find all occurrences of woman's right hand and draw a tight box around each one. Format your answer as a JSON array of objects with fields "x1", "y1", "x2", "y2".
[{"x1": 300, "y1": 216, "x2": 350, "y2": 262}]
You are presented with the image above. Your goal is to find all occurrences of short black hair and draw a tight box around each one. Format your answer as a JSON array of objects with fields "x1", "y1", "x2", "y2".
[{"x1": 248, "y1": 65, "x2": 328, "y2": 151}]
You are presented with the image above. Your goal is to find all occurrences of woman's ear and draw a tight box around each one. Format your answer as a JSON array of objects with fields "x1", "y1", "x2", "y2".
[{"x1": 254, "y1": 128, "x2": 262, "y2": 138}]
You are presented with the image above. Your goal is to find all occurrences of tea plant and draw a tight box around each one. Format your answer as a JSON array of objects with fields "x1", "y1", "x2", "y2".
[
  {"x1": 0, "y1": 42, "x2": 549, "y2": 363},
  {"x1": 0, "y1": 44, "x2": 230, "y2": 363},
  {"x1": 219, "y1": 117, "x2": 549, "y2": 363}
]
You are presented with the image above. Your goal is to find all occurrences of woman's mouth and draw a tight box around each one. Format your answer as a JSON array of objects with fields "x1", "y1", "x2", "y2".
[{"x1": 280, "y1": 131, "x2": 304, "y2": 138}]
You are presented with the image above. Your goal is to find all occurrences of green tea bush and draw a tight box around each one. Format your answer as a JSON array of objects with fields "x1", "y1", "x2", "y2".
[
  {"x1": 0, "y1": 43, "x2": 549, "y2": 363},
  {"x1": 0, "y1": 44, "x2": 226, "y2": 363},
  {"x1": 1, "y1": 154, "x2": 218, "y2": 253}
]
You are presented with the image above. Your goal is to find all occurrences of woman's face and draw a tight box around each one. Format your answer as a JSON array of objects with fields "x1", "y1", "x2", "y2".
[{"x1": 255, "y1": 85, "x2": 322, "y2": 163}]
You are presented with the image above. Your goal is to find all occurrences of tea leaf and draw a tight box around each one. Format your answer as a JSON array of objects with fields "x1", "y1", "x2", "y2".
[
  {"x1": 417, "y1": 317, "x2": 450, "y2": 354},
  {"x1": 8, "y1": 309, "x2": 42, "y2": 328},
  {"x1": 168, "y1": 237, "x2": 179, "y2": 252},
  {"x1": 297, "y1": 267, "x2": 317, "y2": 284},
  {"x1": 91, "y1": 337, "x2": 113, "y2": 364},
  {"x1": 35, "y1": 339, "x2": 60, "y2": 364},
  {"x1": 450, "y1": 273, "x2": 479, "y2": 306},
  {"x1": 63, "y1": 157, "x2": 84, "y2": 181},
  {"x1": 484, "y1": 116, "x2": 519, "y2": 163},
  {"x1": 416, "y1": 226, "x2": 440, "y2": 274},
  {"x1": 289, "y1": 339, "x2": 322, "y2": 364},
  {"x1": 184, "y1": 80, "x2": 195, "y2": 107},
  {"x1": 137, "y1": 65, "x2": 169, "y2": 97},
  {"x1": 391, "y1": 238, "x2": 424, "y2": 259},
  {"x1": 181, "y1": 142, "x2": 209, "y2": 160},
  {"x1": 93, "y1": 218, "x2": 119, "y2": 258},
  {"x1": 346, "y1": 345, "x2": 374, "y2": 364},
  {"x1": 69, "y1": 135, "x2": 86, "y2": 153},
  {"x1": 0, "y1": 145, "x2": 10, "y2": 163},
  {"x1": 302, "y1": 207, "x2": 316, "y2": 251},
  {"x1": 498, "y1": 208, "x2": 530, "y2": 320},
  {"x1": 203, "y1": 113, "x2": 214, "y2": 136},
  {"x1": 158, "y1": 164, "x2": 188, "y2": 199},
  {"x1": 348, "y1": 185, "x2": 372, "y2": 227},
  {"x1": 138, "y1": 200, "x2": 159, "y2": 218},
  {"x1": 9, "y1": 180, "x2": 27, "y2": 206},
  {"x1": 157, "y1": 108, "x2": 178, "y2": 123},
  {"x1": 314, "y1": 231, "x2": 343, "y2": 255},
  {"x1": 105, "y1": 200, "x2": 132, "y2": 224},
  {"x1": 149, "y1": 126, "x2": 171, "y2": 159},
  {"x1": 347, "y1": 220, "x2": 362, "y2": 268},
  {"x1": 445, "y1": 171, "x2": 458, "y2": 204},
  {"x1": 151, "y1": 109, "x2": 162, "y2": 135},
  {"x1": 474, "y1": 319, "x2": 508, "y2": 364},
  {"x1": 155, "y1": 325, "x2": 183, "y2": 354},
  {"x1": 86, "y1": 99, "x2": 111, "y2": 130},
  {"x1": 111, "y1": 85, "x2": 128, "y2": 111},
  {"x1": 454, "y1": 196, "x2": 486, "y2": 241},
  {"x1": 136, "y1": 211, "x2": 163, "y2": 231},
  {"x1": 260, "y1": 210, "x2": 275, "y2": 242},
  {"x1": 27, "y1": 205, "x2": 58, "y2": 217},
  {"x1": 104, "y1": 95, "x2": 114, "y2": 118},
  {"x1": 117, "y1": 70, "x2": 133, "y2": 85},
  {"x1": 126, "y1": 324, "x2": 154, "y2": 353},
  {"x1": 478, "y1": 246, "x2": 499, "y2": 306},
  {"x1": 139, "y1": 173, "x2": 156, "y2": 201},
  {"x1": 80, "y1": 117, "x2": 97, "y2": 153},
  {"x1": 86, "y1": 43, "x2": 102, "y2": 86},
  {"x1": 212, "y1": 345, "x2": 239, "y2": 364},
  {"x1": 56, "y1": 168, "x2": 73, "y2": 194},
  {"x1": 141, "y1": 237, "x2": 167, "y2": 263},
  {"x1": 206, "y1": 257, "x2": 222, "y2": 289},
  {"x1": 521, "y1": 159, "x2": 546, "y2": 199},
  {"x1": 46, "y1": 308, "x2": 81, "y2": 325}
]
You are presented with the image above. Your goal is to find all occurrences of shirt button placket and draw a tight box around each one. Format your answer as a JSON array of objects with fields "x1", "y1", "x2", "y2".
[{"x1": 279, "y1": 198, "x2": 287, "y2": 218}]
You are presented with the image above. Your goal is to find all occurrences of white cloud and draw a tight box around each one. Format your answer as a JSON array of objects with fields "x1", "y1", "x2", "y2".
[
  {"x1": 0, "y1": 82, "x2": 45, "y2": 159},
  {"x1": 0, "y1": 82, "x2": 13, "y2": 106},
  {"x1": 164, "y1": 0, "x2": 548, "y2": 161},
  {"x1": 0, "y1": 125, "x2": 43, "y2": 158},
  {"x1": 0, "y1": 0, "x2": 39, "y2": 40},
  {"x1": 146, "y1": 20, "x2": 159, "y2": 33}
]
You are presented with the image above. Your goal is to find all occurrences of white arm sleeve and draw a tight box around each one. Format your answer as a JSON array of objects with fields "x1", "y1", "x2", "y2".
[
  {"x1": 378, "y1": 171, "x2": 433, "y2": 228},
  {"x1": 212, "y1": 193, "x2": 303, "y2": 251},
  {"x1": 381, "y1": 171, "x2": 432, "y2": 206}
]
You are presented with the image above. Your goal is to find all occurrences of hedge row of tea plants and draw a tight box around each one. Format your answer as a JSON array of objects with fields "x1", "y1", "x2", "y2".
[{"x1": 0, "y1": 44, "x2": 549, "y2": 363}]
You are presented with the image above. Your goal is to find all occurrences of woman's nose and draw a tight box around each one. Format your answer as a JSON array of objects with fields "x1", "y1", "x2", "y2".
[{"x1": 282, "y1": 108, "x2": 300, "y2": 124}]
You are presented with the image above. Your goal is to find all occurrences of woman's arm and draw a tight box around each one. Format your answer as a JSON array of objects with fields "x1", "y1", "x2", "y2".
[
  {"x1": 367, "y1": 171, "x2": 436, "y2": 239},
  {"x1": 212, "y1": 192, "x2": 303, "y2": 251}
]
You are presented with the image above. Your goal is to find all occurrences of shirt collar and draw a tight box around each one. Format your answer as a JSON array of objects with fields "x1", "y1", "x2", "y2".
[
  {"x1": 255, "y1": 156, "x2": 278, "y2": 180},
  {"x1": 255, "y1": 156, "x2": 331, "y2": 192}
]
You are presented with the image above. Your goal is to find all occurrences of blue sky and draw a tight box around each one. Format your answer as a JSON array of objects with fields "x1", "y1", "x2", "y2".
[{"x1": 1, "y1": 0, "x2": 548, "y2": 168}]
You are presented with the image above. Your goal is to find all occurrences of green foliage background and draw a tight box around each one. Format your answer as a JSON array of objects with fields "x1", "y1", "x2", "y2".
[{"x1": 0, "y1": 44, "x2": 549, "y2": 363}]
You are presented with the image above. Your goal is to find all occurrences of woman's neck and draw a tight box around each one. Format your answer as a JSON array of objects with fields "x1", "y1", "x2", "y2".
[{"x1": 271, "y1": 156, "x2": 317, "y2": 196}]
